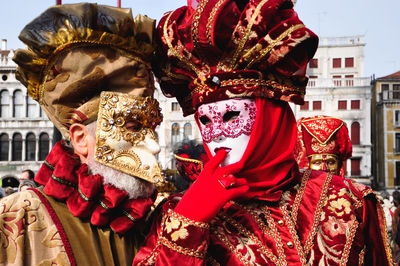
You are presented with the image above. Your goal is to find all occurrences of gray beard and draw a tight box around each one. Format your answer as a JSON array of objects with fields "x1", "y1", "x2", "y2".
[{"x1": 86, "y1": 155, "x2": 155, "y2": 199}]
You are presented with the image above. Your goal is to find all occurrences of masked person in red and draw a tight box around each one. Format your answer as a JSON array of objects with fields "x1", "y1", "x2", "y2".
[
  {"x1": 134, "y1": 0, "x2": 392, "y2": 265},
  {"x1": 294, "y1": 116, "x2": 352, "y2": 177}
]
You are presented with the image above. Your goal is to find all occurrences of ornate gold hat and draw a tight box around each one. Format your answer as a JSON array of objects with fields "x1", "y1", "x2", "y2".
[{"x1": 13, "y1": 3, "x2": 156, "y2": 138}]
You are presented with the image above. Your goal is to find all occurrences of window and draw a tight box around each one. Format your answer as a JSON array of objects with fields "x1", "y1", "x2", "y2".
[
  {"x1": 351, "y1": 122, "x2": 360, "y2": 145},
  {"x1": 308, "y1": 76, "x2": 317, "y2": 87},
  {"x1": 351, "y1": 158, "x2": 361, "y2": 176},
  {"x1": 333, "y1": 75, "x2": 342, "y2": 86},
  {"x1": 395, "y1": 110, "x2": 400, "y2": 127},
  {"x1": 171, "y1": 102, "x2": 180, "y2": 111},
  {"x1": 382, "y1": 84, "x2": 389, "y2": 100},
  {"x1": 0, "y1": 90, "x2": 10, "y2": 118},
  {"x1": 39, "y1": 133, "x2": 50, "y2": 161},
  {"x1": 27, "y1": 96, "x2": 38, "y2": 118},
  {"x1": 396, "y1": 133, "x2": 400, "y2": 153},
  {"x1": 396, "y1": 161, "x2": 400, "y2": 186},
  {"x1": 171, "y1": 123, "x2": 180, "y2": 146},
  {"x1": 351, "y1": 100, "x2": 360, "y2": 110},
  {"x1": 12, "y1": 133, "x2": 22, "y2": 161},
  {"x1": 300, "y1": 101, "x2": 309, "y2": 110},
  {"x1": 183, "y1": 123, "x2": 192, "y2": 140},
  {"x1": 313, "y1": 101, "x2": 322, "y2": 110},
  {"x1": 25, "y1": 133, "x2": 36, "y2": 161},
  {"x1": 13, "y1": 90, "x2": 24, "y2": 118},
  {"x1": 345, "y1": 75, "x2": 354, "y2": 87},
  {"x1": 0, "y1": 133, "x2": 9, "y2": 161},
  {"x1": 309, "y1": 58, "x2": 318, "y2": 68},
  {"x1": 333, "y1": 58, "x2": 341, "y2": 68},
  {"x1": 338, "y1": 100, "x2": 347, "y2": 110},
  {"x1": 345, "y1": 57, "x2": 354, "y2": 68},
  {"x1": 394, "y1": 84, "x2": 400, "y2": 99}
]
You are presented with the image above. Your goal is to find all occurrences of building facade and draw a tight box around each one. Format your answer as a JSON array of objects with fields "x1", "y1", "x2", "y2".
[
  {"x1": 371, "y1": 71, "x2": 400, "y2": 189},
  {"x1": 292, "y1": 36, "x2": 372, "y2": 184},
  {"x1": 0, "y1": 40, "x2": 53, "y2": 184}
]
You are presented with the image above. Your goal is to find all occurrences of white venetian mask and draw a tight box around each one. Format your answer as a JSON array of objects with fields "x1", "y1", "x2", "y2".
[{"x1": 195, "y1": 98, "x2": 257, "y2": 166}]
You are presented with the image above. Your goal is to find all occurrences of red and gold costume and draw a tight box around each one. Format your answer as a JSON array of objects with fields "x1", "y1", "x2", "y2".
[
  {"x1": 294, "y1": 116, "x2": 352, "y2": 177},
  {"x1": 134, "y1": 0, "x2": 392, "y2": 265},
  {"x1": 0, "y1": 3, "x2": 160, "y2": 265}
]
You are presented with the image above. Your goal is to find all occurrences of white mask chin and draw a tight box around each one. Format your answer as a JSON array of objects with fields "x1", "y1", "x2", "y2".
[{"x1": 196, "y1": 98, "x2": 257, "y2": 166}]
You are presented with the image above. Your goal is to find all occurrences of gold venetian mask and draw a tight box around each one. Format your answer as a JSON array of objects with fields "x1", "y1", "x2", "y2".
[
  {"x1": 95, "y1": 91, "x2": 163, "y2": 183},
  {"x1": 308, "y1": 154, "x2": 339, "y2": 174}
]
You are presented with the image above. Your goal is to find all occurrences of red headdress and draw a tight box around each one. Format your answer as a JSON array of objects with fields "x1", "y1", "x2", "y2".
[
  {"x1": 153, "y1": 0, "x2": 319, "y2": 116},
  {"x1": 294, "y1": 115, "x2": 353, "y2": 177}
]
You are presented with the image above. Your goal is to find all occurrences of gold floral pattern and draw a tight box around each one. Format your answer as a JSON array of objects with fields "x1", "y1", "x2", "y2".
[{"x1": 0, "y1": 190, "x2": 68, "y2": 265}]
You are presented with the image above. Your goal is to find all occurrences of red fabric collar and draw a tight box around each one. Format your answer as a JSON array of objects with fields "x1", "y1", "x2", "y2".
[
  {"x1": 204, "y1": 98, "x2": 298, "y2": 202},
  {"x1": 35, "y1": 141, "x2": 156, "y2": 235}
]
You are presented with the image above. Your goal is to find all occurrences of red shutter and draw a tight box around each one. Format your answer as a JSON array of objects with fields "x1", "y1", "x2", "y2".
[
  {"x1": 351, "y1": 100, "x2": 360, "y2": 109},
  {"x1": 309, "y1": 59, "x2": 318, "y2": 68},
  {"x1": 338, "y1": 100, "x2": 347, "y2": 110},
  {"x1": 351, "y1": 158, "x2": 361, "y2": 176},
  {"x1": 345, "y1": 57, "x2": 354, "y2": 68},
  {"x1": 313, "y1": 101, "x2": 322, "y2": 110},
  {"x1": 351, "y1": 122, "x2": 360, "y2": 145},
  {"x1": 333, "y1": 58, "x2": 341, "y2": 68},
  {"x1": 300, "y1": 101, "x2": 309, "y2": 110}
]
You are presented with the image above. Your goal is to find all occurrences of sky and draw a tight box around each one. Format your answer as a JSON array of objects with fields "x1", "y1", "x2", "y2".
[{"x1": 0, "y1": 0, "x2": 399, "y2": 78}]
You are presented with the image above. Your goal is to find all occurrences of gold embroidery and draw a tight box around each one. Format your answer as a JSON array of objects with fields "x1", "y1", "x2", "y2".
[
  {"x1": 168, "y1": 209, "x2": 210, "y2": 229},
  {"x1": 216, "y1": 213, "x2": 284, "y2": 265},
  {"x1": 192, "y1": 0, "x2": 209, "y2": 51},
  {"x1": 303, "y1": 172, "x2": 333, "y2": 255},
  {"x1": 339, "y1": 219, "x2": 359, "y2": 266},
  {"x1": 245, "y1": 24, "x2": 305, "y2": 68},
  {"x1": 230, "y1": 0, "x2": 271, "y2": 69},
  {"x1": 159, "y1": 236, "x2": 206, "y2": 258},
  {"x1": 291, "y1": 169, "x2": 311, "y2": 224},
  {"x1": 301, "y1": 118, "x2": 344, "y2": 145},
  {"x1": 163, "y1": 11, "x2": 202, "y2": 76},
  {"x1": 206, "y1": 0, "x2": 225, "y2": 46},
  {"x1": 232, "y1": 202, "x2": 271, "y2": 235},
  {"x1": 280, "y1": 205, "x2": 307, "y2": 265},
  {"x1": 358, "y1": 246, "x2": 365, "y2": 265}
]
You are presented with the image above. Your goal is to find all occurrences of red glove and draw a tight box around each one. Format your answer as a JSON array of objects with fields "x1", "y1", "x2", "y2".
[{"x1": 174, "y1": 149, "x2": 249, "y2": 222}]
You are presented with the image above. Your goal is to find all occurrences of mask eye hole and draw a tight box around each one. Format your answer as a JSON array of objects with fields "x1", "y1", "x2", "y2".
[
  {"x1": 199, "y1": 115, "x2": 211, "y2": 125},
  {"x1": 223, "y1": 111, "x2": 240, "y2": 123},
  {"x1": 126, "y1": 120, "x2": 142, "y2": 132}
]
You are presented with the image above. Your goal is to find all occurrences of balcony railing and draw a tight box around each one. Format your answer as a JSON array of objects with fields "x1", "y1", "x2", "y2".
[{"x1": 307, "y1": 77, "x2": 371, "y2": 88}]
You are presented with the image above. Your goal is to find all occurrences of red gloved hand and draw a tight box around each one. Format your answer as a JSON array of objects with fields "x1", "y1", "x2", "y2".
[{"x1": 174, "y1": 149, "x2": 249, "y2": 222}]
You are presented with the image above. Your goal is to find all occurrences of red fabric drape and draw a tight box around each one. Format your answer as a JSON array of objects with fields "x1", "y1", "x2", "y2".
[{"x1": 203, "y1": 98, "x2": 298, "y2": 201}]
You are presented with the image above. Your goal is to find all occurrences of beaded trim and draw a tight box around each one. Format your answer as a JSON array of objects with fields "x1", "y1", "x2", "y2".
[
  {"x1": 215, "y1": 214, "x2": 284, "y2": 265},
  {"x1": 291, "y1": 169, "x2": 311, "y2": 224},
  {"x1": 206, "y1": 0, "x2": 225, "y2": 46},
  {"x1": 303, "y1": 172, "x2": 333, "y2": 255},
  {"x1": 339, "y1": 219, "x2": 359, "y2": 266},
  {"x1": 192, "y1": 0, "x2": 209, "y2": 51},
  {"x1": 168, "y1": 209, "x2": 210, "y2": 229},
  {"x1": 160, "y1": 236, "x2": 206, "y2": 258},
  {"x1": 358, "y1": 246, "x2": 365, "y2": 265},
  {"x1": 232, "y1": 202, "x2": 271, "y2": 235},
  {"x1": 280, "y1": 205, "x2": 307, "y2": 265}
]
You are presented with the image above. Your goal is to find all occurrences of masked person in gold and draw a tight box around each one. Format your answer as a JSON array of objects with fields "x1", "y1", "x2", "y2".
[
  {"x1": 294, "y1": 115, "x2": 352, "y2": 177},
  {"x1": 0, "y1": 3, "x2": 163, "y2": 265}
]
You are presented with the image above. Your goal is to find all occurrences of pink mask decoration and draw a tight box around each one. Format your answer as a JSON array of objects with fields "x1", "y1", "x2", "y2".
[{"x1": 195, "y1": 98, "x2": 257, "y2": 166}]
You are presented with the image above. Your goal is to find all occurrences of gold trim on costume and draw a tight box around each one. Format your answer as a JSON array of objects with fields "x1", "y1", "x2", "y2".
[
  {"x1": 291, "y1": 169, "x2": 312, "y2": 225},
  {"x1": 301, "y1": 119, "x2": 344, "y2": 145},
  {"x1": 339, "y1": 219, "x2": 359, "y2": 266}
]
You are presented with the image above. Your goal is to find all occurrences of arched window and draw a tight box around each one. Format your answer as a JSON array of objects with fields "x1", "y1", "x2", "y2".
[
  {"x1": 0, "y1": 90, "x2": 10, "y2": 118},
  {"x1": 351, "y1": 122, "x2": 360, "y2": 145},
  {"x1": 0, "y1": 133, "x2": 9, "y2": 161},
  {"x1": 26, "y1": 96, "x2": 38, "y2": 118},
  {"x1": 25, "y1": 133, "x2": 36, "y2": 161},
  {"x1": 13, "y1": 90, "x2": 24, "y2": 118},
  {"x1": 39, "y1": 133, "x2": 50, "y2": 161},
  {"x1": 12, "y1": 133, "x2": 22, "y2": 161},
  {"x1": 171, "y1": 123, "x2": 180, "y2": 146},
  {"x1": 183, "y1": 123, "x2": 192, "y2": 140}
]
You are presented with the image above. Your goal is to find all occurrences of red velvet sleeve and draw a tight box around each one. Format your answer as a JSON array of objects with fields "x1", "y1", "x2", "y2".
[
  {"x1": 362, "y1": 194, "x2": 393, "y2": 265},
  {"x1": 133, "y1": 198, "x2": 210, "y2": 266}
]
